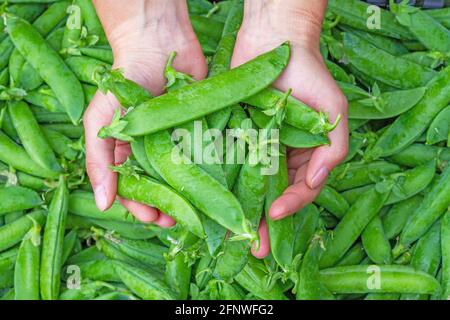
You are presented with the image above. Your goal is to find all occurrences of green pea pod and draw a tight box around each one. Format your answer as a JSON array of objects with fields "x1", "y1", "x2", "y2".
[
  {"x1": 65, "y1": 56, "x2": 111, "y2": 85},
  {"x1": 0, "y1": 247, "x2": 18, "y2": 275},
  {"x1": 65, "y1": 246, "x2": 107, "y2": 265},
  {"x1": 337, "y1": 81, "x2": 371, "y2": 102},
  {"x1": 0, "y1": 210, "x2": 46, "y2": 252},
  {"x1": 344, "y1": 28, "x2": 409, "y2": 56},
  {"x1": 31, "y1": 106, "x2": 71, "y2": 123},
  {"x1": 296, "y1": 234, "x2": 335, "y2": 300},
  {"x1": 327, "y1": 161, "x2": 401, "y2": 192},
  {"x1": 4, "y1": 211, "x2": 24, "y2": 224},
  {"x1": 382, "y1": 195, "x2": 423, "y2": 240},
  {"x1": 79, "y1": 47, "x2": 113, "y2": 64},
  {"x1": 119, "y1": 43, "x2": 290, "y2": 137},
  {"x1": 145, "y1": 130, "x2": 250, "y2": 238},
  {"x1": 46, "y1": 27, "x2": 65, "y2": 52},
  {"x1": 117, "y1": 173, "x2": 205, "y2": 238},
  {"x1": 75, "y1": 0, "x2": 108, "y2": 45},
  {"x1": 0, "y1": 186, "x2": 42, "y2": 215},
  {"x1": 61, "y1": 229, "x2": 78, "y2": 267},
  {"x1": 59, "y1": 280, "x2": 112, "y2": 300},
  {"x1": 41, "y1": 123, "x2": 83, "y2": 139},
  {"x1": 386, "y1": 160, "x2": 436, "y2": 205},
  {"x1": 235, "y1": 257, "x2": 288, "y2": 300},
  {"x1": 369, "y1": 67, "x2": 450, "y2": 159},
  {"x1": 293, "y1": 204, "x2": 320, "y2": 258},
  {"x1": 426, "y1": 105, "x2": 450, "y2": 146},
  {"x1": 361, "y1": 215, "x2": 392, "y2": 264},
  {"x1": 401, "y1": 221, "x2": 441, "y2": 300},
  {"x1": 442, "y1": 211, "x2": 450, "y2": 300},
  {"x1": 190, "y1": 15, "x2": 224, "y2": 44},
  {"x1": 326, "y1": 59, "x2": 354, "y2": 83},
  {"x1": 395, "y1": 163, "x2": 450, "y2": 253},
  {"x1": 40, "y1": 175, "x2": 69, "y2": 300},
  {"x1": 335, "y1": 242, "x2": 366, "y2": 267},
  {"x1": 14, "y1": 222, "x2": 41, "y2": 300},
  {"x1": 24, "y1": 86, "x2": 65, "y2": 113},
  {"x1": 129, "y1": 138, "x2": 163, "y2": 181},
  {"x1": 328, "y1": 0, "x2": 414, "y2": 40},
  {"x1": 315, "y1": 186, "x2": 350, "y2": 220},
  {"x1": 113, "y1": 260, "x2": 177, "y2": 300},
  {"x1": 426, "y1": 7, "x2": 450, "y2": 28},
  {"x1": 402, "y1": 51, "x2": 445, "y2": 69},
  {"x1": 214, "y1": 240, "x2": 250, "y2": 281},
  {"x1": 0, "y1": 69, "x2": 9, "y2": 86},
  {"x1": 391, "y1": 1, "x2": 450, "y2": 53},
  {"x1": 343, "y1": 32, "x2": 436, "y2": 90},
  {"x1": 265, "y1": 150, "x2": 294, "y2": 269},
  {"x1": 250, "y1": 109, "x2": 329, "y2": 148},
  {"x1": 0, "y1": 131, "x2": 59, "y2": 179},
  {"x1": 63, "y1": 259, "x2": 120, "y2": 283},
  {"x1": 188, "y1": 0, "x2": 214, "y2": 15},
  {"x1": 389, "y1": 144, "x2": 450, "y2": 171},
  {"x1": 320, "y1": 265, "x2": 441, "y2": 295},
  {"x1": 319, "y1": 182, "x2": 393, "y2": 269},
  {"x1": 41, "y1": 127, "x2": 79, "y2": 161},
  {"x1": 61, "y1": 2, "x2": 84, "y2": 53},
  {"x1": 6, "y1": 14, "x2": 85, "y2": 124},
  {"x1": 243, "y1": 87, "x2": 335, "y2": 135},
  {"x1": 365, "y1": 293, "x2": 400, "y2": 300},
  {"x1": 348, "y1": 87, "x2": 426, "y2": 120},
  {"x1": 8, "y1": 100, "x2": 61, "y2": 172},
  {"x1": 93, "y1": 291, "x2": 137, "y2": 300}
]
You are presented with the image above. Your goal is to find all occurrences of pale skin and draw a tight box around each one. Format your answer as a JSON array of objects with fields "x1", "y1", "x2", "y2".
[{"x1": 85, "y1": 0, "x2": 348, "y2": 258}]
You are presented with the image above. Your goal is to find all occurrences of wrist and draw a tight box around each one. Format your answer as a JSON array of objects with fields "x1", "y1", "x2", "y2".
[{"x1": 240, "y1": 0, "x2": 327, "y2": 50}]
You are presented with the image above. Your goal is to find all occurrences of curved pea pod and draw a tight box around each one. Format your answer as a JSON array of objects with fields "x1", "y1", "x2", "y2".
[
  {"x1": 319, "y1": 182, "x2": 393, "y2": 269},
  {"x1": 336, "y1": 242, "x2": 366, "y2": 267},
  {"x1": 401, "y1": 221, "x2": 441, "y2": 300},
  {"x1": 41, "y1": 123, "x2": 83, "y2": 139},
  {"x1": 214, "y1": 240, "x2": 250, "y2": 281},
  {"x1": 65, "y1": 56, "x2": 111, "y2": 85},
  {"x1": 46, "y1": 27, "x2": 65, "y2": 52},
  {"x1": 65, "y1": 246, "x2": 107, "y2": 266},
  {"x1": 14, "y1": 222, "x2": 41, "y2": 300},
  {"x1": 361, "y1": 215, "x2": 392, "y2": 265},
  {"x1": 75, "y1": 0, "x2": 108, "y2": 45},
  {"x1": 0, "y1": 131, "x2": 59, "y2": 179},
  {"x1": 235, "y1": 257, "x2": 288, "y2": 300},
  {"x1": 145, "y1": 130, "x2": 250, "y2": 238},
  {"x1": 8, "y1": 100, "x2": 61, "y2": 172},
  {"x1": 0, "y1": 247, "x2": 18, "y2": 276},
  {"x1": 315, "y1": 186, "x2": 350, "y2": 220},
  {"x1": 0, "y1": 186, "x2": 42, "y2": 215},
  {"x1": 113, "y1": 260, "x2": 177, "y2": 300},
  {"x1": 117, "y1": 174, "x2": 205, "y2": 238},
  {"x1": 426, "y1": 105, "x2": 450, "y2": 146},
  {"x1": 389, "y1": 143, "x2": 450, "y2": 171},
  {"x1": 368, "y1": 67, "x2": 450, "y2": 159},
  {"x1": 190, "y1": 15, "x2": 224, "y2": 44},
  {"x1": 320, "y1": 265, "x2": 441, "y2": 295},
  {"x1": 65, "y1": 259, "x2": 117, "y2": 282},
  {"x1": 293, "y1": 204, "x2": 320, "y2": 258},
  {"x1": 31, "y1": 106, "x2": 71, "y2": 123},
  {"x1": 0, "y1": 69, "x2": 9, "y2": 87},
  {"x1": 382, "y1": 195, "x2": 423, "y2": 240},
  {"x1": 402, "y1": 51, "x2": 445, "y2": 69},
  {"x1": 79, "y1": 47, "x2": 113, "y2": 64},
  {"x1": 40, "y1": 176, "x2": 68, "y2": 300},
  {"x1": 348, "y1": 87, "x2": 426, "y2": 120},
  {"x1": 326, "y1": 59, "x2": 354, "y2": 83},
  {"x1": 6, "y1": 14, "x2": 85, "y2": 124},
  {"x1": 344, "y1": 28, "x2": 409, "y2": 56},
  {"x1": 337, "y1": 81, "x2": 370, "y2": 102},
  {"x1": 120, "y1": 43, "x2": 290, "y2": 137},
  {"x1": 328, "y1": 0, "x2": 414, "y2": 40},
  {"x1": 0, "y1": 210, "x2": 46, "y2": 252},
  {"x1": 264, "y1": 151, "x2": 294, "y2": 269},
  {"x1": 395, "y1": 163, "x2": 450, "y2": 253},
  {"x1": 24, "y1": 86, "x2": 65, "y2": 113},
  {"x1": 129, "y1": 138, "x2": 163, "y2": 181},
  {"x1": 327, "y1": 161, "x2": 401, "y2": 192},
  {"x1": 296, "y1": 234, "x2": 335, "y2": 300},
  {"x1": 442, "y1": 211, "x2": 450, "y2": 300},
  {"x1": 249, "y1": 109, "x2": 329, "y2": 148},
  {"x1": 4, "y1": 211, "x2": 24, "y2": 224},
  {"x1": 391, "y1": 2, "x2": 450, "y2": 53},
  {"x1": 385, "y1": 160, "x2": 436, "y2": 205},
  {"x1": 60, "y1": 230, "x2": 78, "y2": 267},
  {"x1": 41, "y1": 127, "x2": 79, "y2": 161}
]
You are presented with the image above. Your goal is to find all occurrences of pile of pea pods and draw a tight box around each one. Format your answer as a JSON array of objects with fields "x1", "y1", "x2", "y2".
[{"x1": 0, "y1": 0, "x2": 449, "y2": 301}]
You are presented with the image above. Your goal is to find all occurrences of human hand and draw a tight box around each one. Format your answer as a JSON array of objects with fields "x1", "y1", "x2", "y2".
[
  {"x1": 84, "y1": 0, "x2": 207, "y2": 225},
  {"x1": 231, "y1": 0, "x2": 349, "y2": 258}
]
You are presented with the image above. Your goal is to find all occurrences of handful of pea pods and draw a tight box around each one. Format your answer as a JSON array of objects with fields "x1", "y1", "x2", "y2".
[{"x1": 0, "y1": 0, "x2": 449, "y2": 301}]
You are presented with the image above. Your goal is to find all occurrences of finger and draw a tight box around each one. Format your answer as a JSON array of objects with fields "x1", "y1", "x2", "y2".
[
  {"x1": 287, "y1": 149, "x2": 313, "y2": 169},
  {"x1": 114, "y1": 140, "x2": 132, "y2": 164},
  {"x1": 153, "y1": 212, "x2": 176, "y2": 228},
  {"x1": 269, "y1": 165, "x2": 325, "y2": 220},
  {"x1": 84, "y1": 91, "x2": 120, "y2": 211},
  {"x1": 251, "y1": 219, "x2": 270, "y2": 259},
  {"x1": 118, "y1": 197, "x2": 159, "y2": 223}
]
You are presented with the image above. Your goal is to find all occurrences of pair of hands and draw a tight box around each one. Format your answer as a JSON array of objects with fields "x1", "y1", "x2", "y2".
[{"x1": 84, "y1": 0, "x2": 348, "y2": 258}]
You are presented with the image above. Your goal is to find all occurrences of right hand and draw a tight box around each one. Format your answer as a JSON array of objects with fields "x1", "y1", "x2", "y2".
[{"x1": 84, "y1": 0, "x2": 207, "y2": 225}]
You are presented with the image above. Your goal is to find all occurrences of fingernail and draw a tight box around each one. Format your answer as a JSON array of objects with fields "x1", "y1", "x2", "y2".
[
  {"x1": 310, "y1": 167, "x2": 329, "y2": 189},
  {"x1": 94, "y1": 185, "x2": 108, "y2": 211}
]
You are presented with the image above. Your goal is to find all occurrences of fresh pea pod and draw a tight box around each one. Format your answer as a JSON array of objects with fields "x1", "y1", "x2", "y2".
[
  {"x1": 0, "y1": 186, "x2": 42, "y2": 215},
  {"x1": 402, "y1": 51, "x2": 445, "y2": 69},
  {"x1": 368, "y1": 67, "x2": 450, "y2": 159},
  {"x1": 348, "y1": 87, "x2": 426, "y2": 120},
  {"x1": 4, "y1": 211, "x2": 24, "y2": 224},
  {"x1": 75, "y1": 0, "x2": 108, "y2": 45},
  {"x1": 8, "y1": 100, "x2": 61, "y2": 172},
  {"x1": 401, "y1": 221, "x2": 441, "y2": 300},
  {"x1": 293, "y1": 204, "x2": 320, "y2": 258},
  {"x1": 65, "y1": 245, "x2": 106, "y2": 266},
  {"x1": 426, "y1": 7, "x2": 450, "y2": 29},
  {"x1": 343, "y1": 32, "x2": 436, "y2": 90},
  {"x1": 320, "y1": 265, "x2": 441, "y2": 294},
  {"x1": 63, "y1": 259, "x2": 120, "y2": 283},
  {"x1": 361, "y1": 215, "x2": 392, "y2": 264},
  {"x1": 129, "y1": 138, "x2": 163, "y2": 181},
  {"x1": 41, "y1": 123, "x2": 83, "y2": 139},
  {"x1": 190, "y1": 15, "x2": 224, "y2": 44},
  {"x1": 42, "y1": 127, "x2": 79, "y2": 161},
  {"x1": 14, "y1": 222, "x2": 41, "y2": 300},
  {"x1": 113, "y1": 260, "x2": 177, "y2": 300},
  {"x1": 117, "y1": 173, "x2": 205, "y2": 238},
  {"x1": 118, "y1": 43, "x2": 290, "y2": 137},
  {"x1": 0, "y1": 210, "x2": 46, "y2": 252},
  {"x1": 6, "y1": 14, "x2": 85, "y2": 124},
  {"x1": 40, "y1": 176, "x2": 68, "y2": 300},
  {"x1": 426, "y1": 105, "x2": 450, "y2": 146},
  {"x1": 344, "y1": 28, "x2": 409, "y2": 56},
  {"x1": 79, "y1": 47, "x2": 113, "y2": 64},
  {"x1": 31, "y1": 106, "x2": 71, "y2": 123},
  {"x1": 382, "y1": 195, "x2": 423, "y2": 240},
  {"x1": 394, "y1": 163, "x2": 450, "y2": 254},
  {"x1": 442, "y1": 210, "x2": 450, "y2": 300},
  {"x1": 61, "y1": 229, "x2": 78, "y2": 267},
  {"x1": 319, "y1": 182, "x2": 392, "y2": 269},
  {"x1": 335, "y1": 242, "x2": 366, "y2": 267},
  {"x1": 337, "y1": 81, "x2": 371, "y2": 101},
  {"x1": 315, "y1": 186, "x2": 350, "y2": 220},
  {"x1": 24, "y1": 86, "x2": 65, "y2": 113},
  {"x1": 326, "y1": 59, "x2": 354, "y2": 83},
  {"x1": 65, "y1": 56, "x2": 110, "y2": 85}
]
